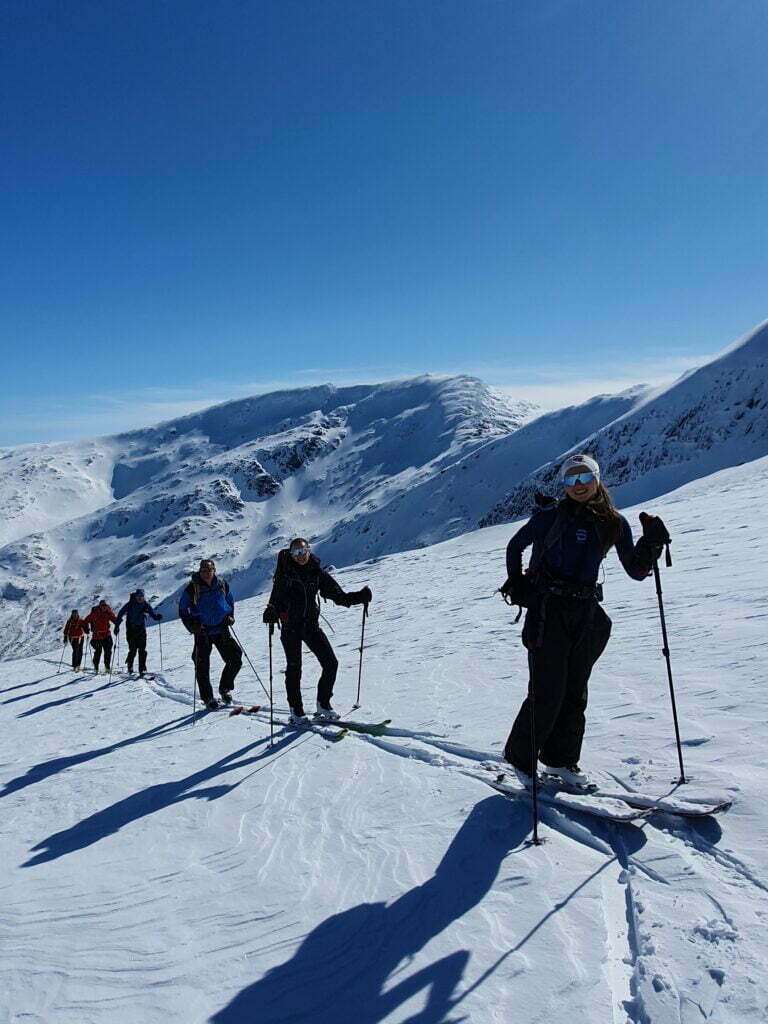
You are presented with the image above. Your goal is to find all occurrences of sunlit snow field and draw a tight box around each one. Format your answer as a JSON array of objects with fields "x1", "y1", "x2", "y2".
[{"x1": 1, "y1": 458, "x2": 767, "y2": 1023}]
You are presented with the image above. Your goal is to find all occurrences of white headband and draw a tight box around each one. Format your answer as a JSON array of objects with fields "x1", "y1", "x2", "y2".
[{"x1": 561, "y1": 454, "x2": 600, "y2": 481}]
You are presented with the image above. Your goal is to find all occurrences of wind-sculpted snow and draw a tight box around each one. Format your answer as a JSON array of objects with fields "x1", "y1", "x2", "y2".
[
  {"x1": 1, "y1": 458, "x2": 767, "y2": 1022},
  {"x1": 481, "y1": 320, "x2": 768, "y2": 526}
]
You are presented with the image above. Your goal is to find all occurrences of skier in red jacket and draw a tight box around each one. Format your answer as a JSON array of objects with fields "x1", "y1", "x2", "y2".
[
  {"x1": 62, "y1": 610, "x2": 89, "y2": 671},
  {"x1": 82, "y1": 600, "x2": 118, "y2": 673}
]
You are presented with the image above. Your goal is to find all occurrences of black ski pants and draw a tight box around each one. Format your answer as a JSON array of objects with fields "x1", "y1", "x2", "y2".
[
  {"x1": 280, "y1": 622, "x2": 338, "y2": 713},
  {"x1": 192, "y1": 632, "x2": 242, "y2": 704},
  {"x1": 504, "y1": 596, "x2": 612, "y2": 775},
  {"x1": 125, "y1": 625, "x2": 148, "y2": 674},
  {"x1": 91, "y1": 636, "x2": 113, "y2": 671},
  {"x1": 69, "y1": 637, "x2": 84, "y2": 668}
]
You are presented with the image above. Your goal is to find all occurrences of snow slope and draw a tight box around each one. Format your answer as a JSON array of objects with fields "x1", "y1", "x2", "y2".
[
  {"x1": 482, "y1": 320, "x2": 768, "y2": 525},
  {"x1": 1, "y1": 456, "x2": 767, "y2": 1023}
]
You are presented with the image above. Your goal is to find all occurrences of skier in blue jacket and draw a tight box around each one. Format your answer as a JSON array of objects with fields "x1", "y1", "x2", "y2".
[
  {"x1": 178, "y1": 559, "x2": 242, "y2": 709},
  {"x1": 115, "y1": 589, "x2": 162, "y2": 676},
  {"x1": 500, "y1": 454, "x2": 670, "y2": 788}
]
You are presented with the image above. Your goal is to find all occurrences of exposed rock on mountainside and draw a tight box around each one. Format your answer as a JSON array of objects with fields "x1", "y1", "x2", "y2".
[
  {"x1": 0, "y1": 376, "x2": 532, "y2": 657},
  {"x1": 481, "y1": 320, "x2": 768, "y2": 526}
]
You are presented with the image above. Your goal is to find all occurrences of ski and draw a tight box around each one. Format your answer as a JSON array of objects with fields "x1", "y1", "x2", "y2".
[
  {"x1": 229, "y1": 707, "x2": 348, "y2": 742},
  {"x1": 483, "y1": 763, "x2": 732, "y2": 818},
  {"x1": 583, "y1": 773, "x2": 733, "y2": 818},
  {"x1": 473, "y1": 768, "x2": 648, "y2": 822},
  {"x1": 315, "y1": 717, "x2": 392, "y2": 736}
]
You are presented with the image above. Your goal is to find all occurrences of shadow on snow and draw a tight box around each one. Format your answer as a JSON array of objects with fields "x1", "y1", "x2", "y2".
[
  {"x1": 0, "y1": 712, "x2": 194, "y2": 799},
  {"x1": 22, "y1": 730, "x2": 303, "y2": 867},
  {"x1": 209, "y1": 796, "x2": 530, "y2": 1024}
]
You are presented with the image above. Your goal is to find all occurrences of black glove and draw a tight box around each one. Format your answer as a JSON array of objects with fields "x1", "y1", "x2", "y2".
[
  {"x1": 262, "y1": 605, "x2": 279, "y2": 625},
  {"x1": 155, "y1": 613, "x2": 163, "y2": 621},
  {"x1": 639, "y1": 512, "x2": 671, "y2": 547},
  {"x1": 499, "y1": 574, "x2": 538, "y2": 609},
  {"x1": 225, "y1": 614, "x2": 235, "y2": 626},
  {"x1": 114, "y1": 624, "x2": 120, "y2": 636},
  {"x1": 189, "y1": 619, "x2": 203, "y2": 634},
  {"x1": 358, "y1": 586, "x2": 372, "y2": 606}
]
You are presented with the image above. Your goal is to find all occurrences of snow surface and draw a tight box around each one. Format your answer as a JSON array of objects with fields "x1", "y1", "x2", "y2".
[{"x1": 2, "y1": 457, "x2": 767, "y2": 1023}]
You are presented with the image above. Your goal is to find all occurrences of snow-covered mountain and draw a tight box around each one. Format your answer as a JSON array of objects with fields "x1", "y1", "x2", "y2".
[
  {"x1": 3, "y1": 319, "x2": 768, "y2": 661},
  {"x1": 2, "y1": 456, "x2": 767, "y2": 1022},
  {"x1": 0, "y1": 376, "x2": 539, "y2": 658},
  {"x1": 481, "y1": 320, "x2": 768, "y2": 526}
]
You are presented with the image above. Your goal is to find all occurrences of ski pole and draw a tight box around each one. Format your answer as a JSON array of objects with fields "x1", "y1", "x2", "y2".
[
  {"x1": 158, "y1": 621, "x2": 164, "y2": 672},
  {"x1": 642, "y1": 523, "x2": 686, "y2": 784},
  {"x1": 192, "y1": 638, "x2": 198, "y2": 725},
  {"x1": 528, "y1": 667, "x2": 543, "y2": 846},
  {"x1": 352, "y1": 602, "x2": 368, "y2": 710},
  {"x1": 58, "y1": 638, "x2": 67, "y2": 673},
  {"x1": 268, "y1": 623, "x2": 274, "y2": 748},
  {"x1": 229, "y1": 626, "x2": 270, "y2": 701},
  {"x1": 109, "y1": 633, "x2": 118, "y2": 685}
]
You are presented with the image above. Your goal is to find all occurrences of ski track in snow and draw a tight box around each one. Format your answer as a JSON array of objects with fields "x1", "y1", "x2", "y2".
[{"x1": 2, "y1": 461, "x2": 768, "y2": 1022}]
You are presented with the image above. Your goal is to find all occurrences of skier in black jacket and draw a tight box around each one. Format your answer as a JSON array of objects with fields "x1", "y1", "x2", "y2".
[
  {"x1": 500, "y1": 454, "x2": 670, "y2": 788},
  {"x1": 263, "y1": 538, "x2": 372, "y2": 723}
]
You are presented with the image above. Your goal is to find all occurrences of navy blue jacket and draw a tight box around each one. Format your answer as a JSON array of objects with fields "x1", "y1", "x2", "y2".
[
  {"x1": 178, "y1": 574, "x2": 234, "y2": 634},
  {"x1": 506, "y1": 497, "x2": 651, "y2": 585},
  {"x1": 117, "y1": 597, "x2": 161, "y2": 629}
]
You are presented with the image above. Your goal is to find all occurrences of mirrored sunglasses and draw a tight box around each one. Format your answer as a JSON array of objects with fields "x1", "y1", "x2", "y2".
[
  {"x1": 290, "y1": 546, "x2": 310, "y2": 556},
  {"x1": 563, "y1": 471, "x2": 596, "y2": 487}
]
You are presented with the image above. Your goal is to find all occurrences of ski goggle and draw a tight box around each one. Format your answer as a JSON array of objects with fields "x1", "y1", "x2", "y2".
[
  {"x1": 290, "y1": 545, "x2": 310, "y2": 557},
  {"x1": 563, "y1": 471, "x2": 596, "y2": 487}
]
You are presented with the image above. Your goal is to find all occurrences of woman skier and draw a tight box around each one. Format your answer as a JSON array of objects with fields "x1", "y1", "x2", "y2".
[
  {"x1": 500, "y1": 454, "x2": 670, "y2": 787},
  {"x1": 262, "y1": 538, "x2": 371, "y2": 723},
  {"x1": 62, "y1": 609, "x2": 88, "y2": 671}
]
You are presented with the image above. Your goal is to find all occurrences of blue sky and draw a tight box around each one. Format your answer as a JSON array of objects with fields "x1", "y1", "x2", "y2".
[{"x1": 2, "y1": 0, "x2": 767, "y2": 444}]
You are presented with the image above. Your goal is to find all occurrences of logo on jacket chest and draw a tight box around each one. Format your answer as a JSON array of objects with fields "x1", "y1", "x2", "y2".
[{"x1": 575, "y1": 528, "x2": 588, "y2": 544}]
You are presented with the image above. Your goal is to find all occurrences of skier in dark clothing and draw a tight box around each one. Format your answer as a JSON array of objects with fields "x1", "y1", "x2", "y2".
[
  {"x1": 82, "y1": 600, "x2": 118, "y2": 674},
  {"x1": 115, "y1": 589, "x2": 162, "y2": 676},
  {"x1": 63, "y1": 610, "x2": 88, "y2": 671},
  {"x1": 262, "y1": 538, "x2": 372, "y2": 723},
  {"x1": 500, "y1": 454, "x2": 669, "y2": 787},
  {"x1": 178, "y1": 559, "x2": 242, "y2": 709}
]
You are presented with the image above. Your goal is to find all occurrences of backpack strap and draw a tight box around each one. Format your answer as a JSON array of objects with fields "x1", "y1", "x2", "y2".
[{"x1": 528, "y1": 503, "x2": 569, "y2": 578}]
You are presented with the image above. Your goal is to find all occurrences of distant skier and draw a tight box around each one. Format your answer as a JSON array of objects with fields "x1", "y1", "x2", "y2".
[
  {"x1": 500, "y1": 454, "x2": 669, "y2": 788},
  {"x1": 115, "y1": 589, "x2": 162, "y2": 676},
  {"x1": 62, "y1": 609, "x2": 88, "y2": 671},
  {"x1": 262, "y1": 538, "x2": 372, "y2": 723},
  {"x1": 82, "y1": 600, "x2": 118, "y2": 674},
  {"x1": 179, "y1": 559, "x2": 242, "y2": 710}
]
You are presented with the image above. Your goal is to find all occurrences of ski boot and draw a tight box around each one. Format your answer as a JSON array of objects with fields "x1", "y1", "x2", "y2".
[{"x1": 314, "y1": 702, "x2": 340, "y2": 722}]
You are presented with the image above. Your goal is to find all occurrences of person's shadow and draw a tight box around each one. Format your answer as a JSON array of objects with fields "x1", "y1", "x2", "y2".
[{"x1": 210, "y1": 795, "x2": 529, "y2": 1024}]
